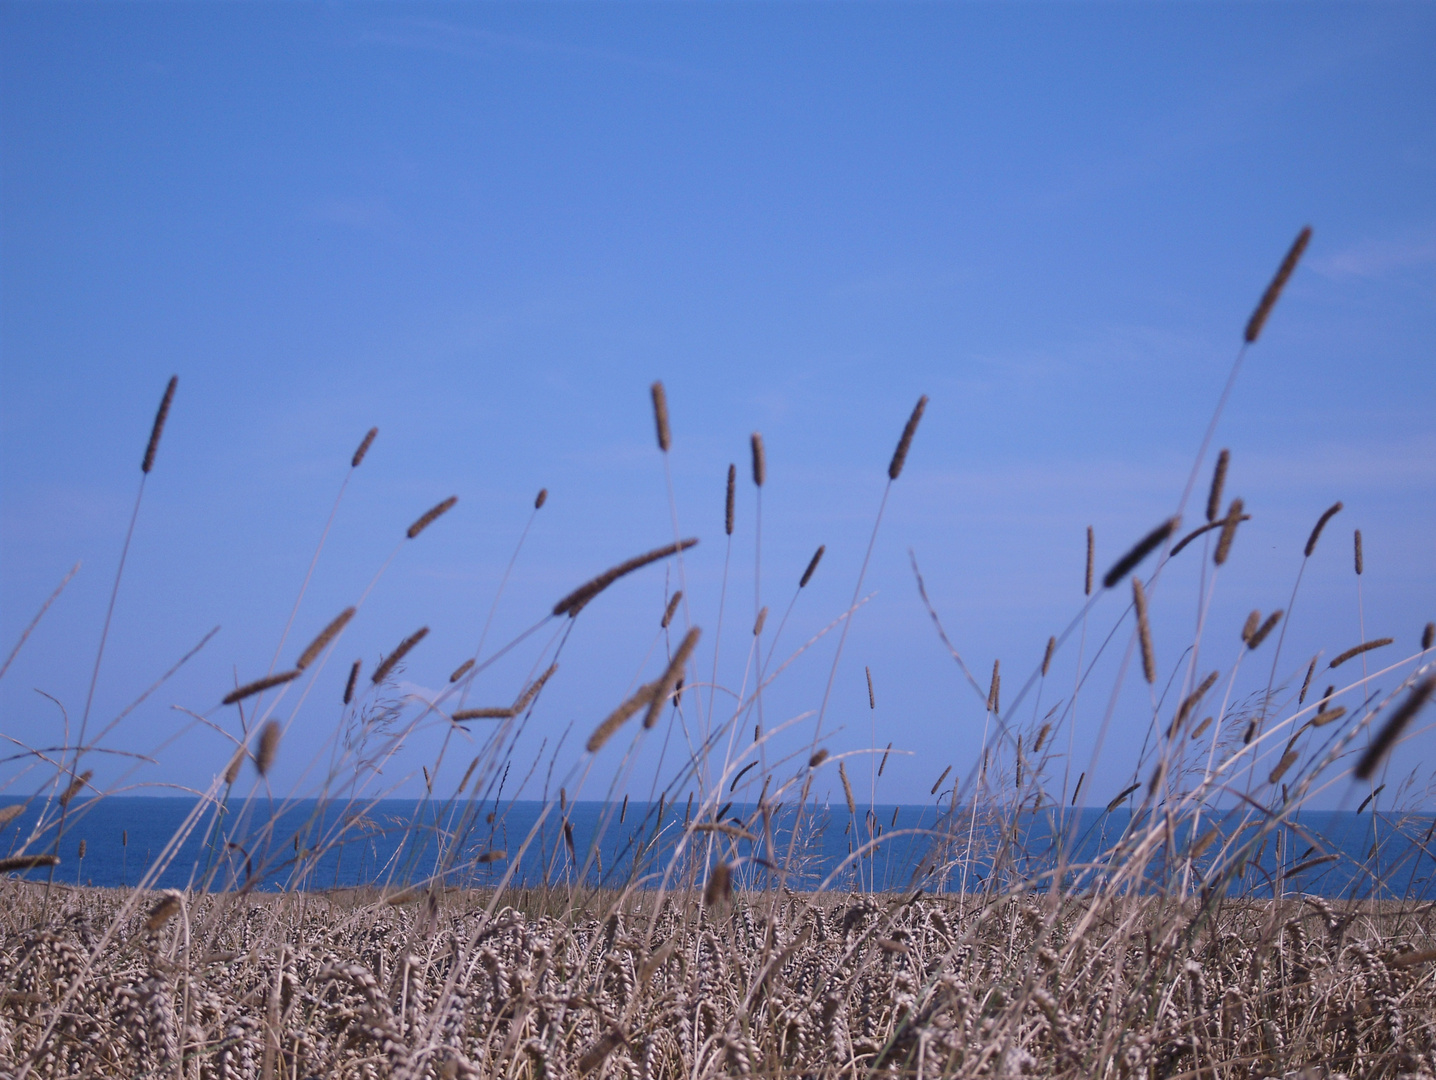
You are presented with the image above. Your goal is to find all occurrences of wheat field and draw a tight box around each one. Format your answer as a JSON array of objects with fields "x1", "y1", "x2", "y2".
[{"x1": 3, "y1": 228, "x2": 1436, "y2": 1078}]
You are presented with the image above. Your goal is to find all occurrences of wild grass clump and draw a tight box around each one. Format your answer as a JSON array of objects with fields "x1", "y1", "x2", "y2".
[{"x1": 4, "y1": 227, "x2": 1436, "y2": 1078}]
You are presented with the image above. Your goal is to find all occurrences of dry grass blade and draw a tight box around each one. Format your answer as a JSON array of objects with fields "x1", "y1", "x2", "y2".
[
  {"x1": 1206, "y1": 449, "x2": 1230, "y2": 523},
  {"x1": 351, "y1": 426, "x2": 378, "y2": 468},
  {"x1": 1355, "y1": 676, "x2": 1435, "y2": 780},
  {"x1": 59, "y1": 770, "x2": 93, "y2": 806},
  {"x1": 1104, "y1": 517, "x2": 1179, "y2": 588},
  {"x1": 295, "y1": 606, "x2": 355, "y2": 670},
  {"x1": 661, "y1": 590, "x2": 683, "y2": 628},
  {"x1": 1132, "y1": 578, "x2": 1156, "y2": 684},
  {"x1": 888, "y1": 394, "x2": 928, "y2": 480},
  {"x1": 1305, "y1": 500, "x2": 1342, "y2": 557},
  {"x1": 1214, "y1": 499, "x2": 1244, "y2": 566},
  {"x1": 1247, "y1": 609, "x2": 1283, "y2": 650},
  {"x1": 750, "y1": 432, "x2": 766, "y2": 487},
  {"x1": 255, "y1": 720, "x2": 280, "y2": 776},
  {"x1": 587, "y1": 681, "x2": 658, "y2": 753},
  {"x1": 1329, "y1": 638, "x2": 1393, "y2": 669},
  {"x1": 141, "y1": 375, "x2": 178, "y2": 474},
  {"x1": 644, "y1": 627, "x2": 701, "y2": 729},
  {"x1": 343, "y1": 660, "x2": 360, "y2": 704},
  {"x1": 223, "y1": 669, "x2": 301, "y2": 705},
  {"x1": 552, "y1": 539, "x2": 699, "y2": 617},
  {"x1": 650, "y1": 380, "x2": 671, "y2": 451},
  {"x1": 800, "y1": 544, "x2": 825, "y2": 587},
  {"x1": 0, "y1": 854, "x2": 59, "y2": 873},
  {"x1": 406, "y1": 496, "x2": 457, "y2": 539},
  {"x1": 1244, "y1": 225, "x2": 1312, "y2": 343},
  {"x1": 371, "y1": 627, "x2": 428, "y2": 685}
]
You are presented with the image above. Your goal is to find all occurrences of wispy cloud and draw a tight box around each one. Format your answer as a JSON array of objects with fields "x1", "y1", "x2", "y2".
[
  {"x1": 354, "y1": 18, "x2": 699, "y2": 81},
  {"x1": 1310, "y1": 231, "x2": 1436, "y2": 280},
  {"x1": 311, "y1": 196, "x2": 404, "y2": 234}
]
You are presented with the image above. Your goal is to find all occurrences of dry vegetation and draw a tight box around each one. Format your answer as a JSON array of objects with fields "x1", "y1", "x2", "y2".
[{"x1": 4, "y1": 227, "x2": 1436, "y2": 1077}]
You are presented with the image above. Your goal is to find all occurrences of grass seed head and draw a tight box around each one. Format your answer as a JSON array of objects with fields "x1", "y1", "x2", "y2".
[
  {"x1": 351, "y1": 426, "x2": 378, "y2": 468},
  {"x1": 1247, "y1": 609, "x2": 1283, "y2": 650},
  {"x1": 146, "y1": 891, "x2": 182, "y2": 932},
  {"x1": 1214, "y1": 499, "x2": 1243, "y2": 566},
  {"x1": 295, "y1": 606, "x2": 355, "y2": 670},
  {"x1": 650, "y1": 380, "x2": 671, "y2": 451},
  {"x1": 371, "y1": 626, "x2": 429, "y2": 684},
  {"x1": 59, "y1": 770, "x2": 93, "y2": 806},
  {"x1": 1206, "y1": 449, "x2": 1230, "y2": 523},
  {"x1": 223, "y1": 669, "x2": 300, "y2": 706},
  {"x1": 141, "y1": 375, "x2": 178, "y2": 474},
  {"x1": 1304, "y1": 500, "x2": 1342, "y2": 557},
  {"x1": 1244, "y1": 225, "x2": 1312, "y2": 343},
  {"x1": 0, "y1": 854, "x2": 59, "y2": 873},
  {"x1": 725, "y1": 463, "x2": 736, "y2": 534},
  {"x1": 800, "y1": 543, "x2": 825, "y2": 587},
  {"x1": 888, "y1": 394, "x2": 928, "y2": 480},
  {"x1": 1105, "y1": 517, "x2": 1179, "y2": 588},
  {"x1": 406, "y1": 496, "x2": 457, "y2": 539},
  {"x1": 553, "y1": 538, "x2": 699, "y2": 617},
  {"x1": 255, "y1": 720, "x2": 280, "y2": 776},
  {"x1": 1355, "y1": 676, "x2": 1435, "y2": 780}
]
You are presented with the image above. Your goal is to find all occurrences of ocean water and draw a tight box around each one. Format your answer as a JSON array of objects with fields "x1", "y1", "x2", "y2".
[{"x1": 2, "y1": 796, "x2": 1432, "y2": 899}]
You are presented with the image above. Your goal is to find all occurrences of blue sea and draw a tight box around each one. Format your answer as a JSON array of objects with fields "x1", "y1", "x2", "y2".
[{"x1": 3, "y1": 796, "x2": 1432, "y2": 900}]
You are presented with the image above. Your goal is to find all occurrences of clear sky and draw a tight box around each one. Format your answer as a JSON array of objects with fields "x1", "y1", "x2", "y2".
[{"x1": 3, "y1": 3, "x2": 1434, "y2": 812}]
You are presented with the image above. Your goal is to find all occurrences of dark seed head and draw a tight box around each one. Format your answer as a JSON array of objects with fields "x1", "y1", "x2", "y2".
[
  {"x1": 141, "y1": 376, "x2": 178, "y2": 474},
  {"x1": 351, "y1": 427, "x2": 378, "y2": 468}
]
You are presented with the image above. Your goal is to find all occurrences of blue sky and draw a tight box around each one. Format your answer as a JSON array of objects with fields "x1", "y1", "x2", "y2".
[{"x1": 2, "y1": 3, "x2": 1434, "y2": 813}]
